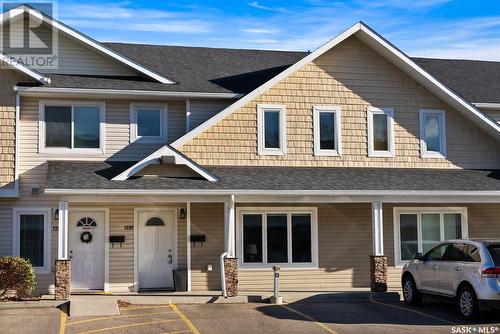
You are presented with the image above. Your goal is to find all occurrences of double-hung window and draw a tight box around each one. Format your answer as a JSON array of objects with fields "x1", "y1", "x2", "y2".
[
  {"x1": 367, "y1": 107, "x2": 394, "y2": 157},
  {"x1": 12, "y1": 208, "x2": 51, "y2": 272},
  {"x1": 419, "y1": 109, "x2": 446, "y2": 158},
  {"x1": 130, "y1": 104, "x2": 168, "y2": 143},
  {"x1": 394, "y1": 207, "x2": 468, "y2": 266},
  {"x1": 237, "y1": 208, "x2": 318, "y2": 268},
  {"x1": 40, "y1": 102, "x2": 104, "y2": 154},
  {"x1": 257, "y1": 104, "x2": 286, "y2": 155},
  {"x1": 313, "y1": 106, "x2": 342, "y2": 156}
]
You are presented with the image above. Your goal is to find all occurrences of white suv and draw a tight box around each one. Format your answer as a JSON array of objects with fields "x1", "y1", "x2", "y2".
[{"x1": 402, "y1": 239, "x2": 500, "y2": 319}]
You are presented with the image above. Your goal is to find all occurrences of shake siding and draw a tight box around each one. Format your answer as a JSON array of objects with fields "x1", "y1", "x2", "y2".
[
  {"x1": 0, "y1": 70, "x2": 26, "y2": 188},
  {"x1": 179, "y1": 36, "x2": 500, "y2": 169}
]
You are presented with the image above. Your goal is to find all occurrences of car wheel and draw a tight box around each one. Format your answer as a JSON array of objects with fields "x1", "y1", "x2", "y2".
[
  {"x1": 402, "y1": 274, "x2": 422, "y2": 306},
  {"x1": 457, "y1": 285, "x2": 479, "y2": 320}
]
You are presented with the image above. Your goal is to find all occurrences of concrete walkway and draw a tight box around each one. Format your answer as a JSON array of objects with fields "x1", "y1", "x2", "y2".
[{"x1": 69, "y1": 295, "x2": 120, "y2": 316}]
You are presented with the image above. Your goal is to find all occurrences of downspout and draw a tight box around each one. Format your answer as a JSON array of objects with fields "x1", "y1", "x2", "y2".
[{"x1": 220, "y1": 251, "x2": 229, "y2": 298}]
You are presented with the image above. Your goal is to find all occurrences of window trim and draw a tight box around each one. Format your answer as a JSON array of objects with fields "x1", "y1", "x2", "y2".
[
  {"x1": 367, "y1": 107, "x2": 395, "y2": 157},
  {"x1": 38, "y1": 100, "x2": 106, "y2": 155},
  {"x1": 130, "y1": 103, "x2": 168, "y2": 143},
  {"x1": 313, "y1": 106, "x2": 342, "y2": 156},
  {"x1": 419, "y1": 109, "x2": 447, "y2": 158},
  {"x1": 12, "y1": 207, "x2": 52, "y2": 273},
  {"x1": 257, "y1": 104, "x2": 287, "y2": 156},
  {"x1": 393, "y1": 207, "x2": 468, "y2": 267},
  {"x1": 236, "y1": 207, "x2": 318, "y2": 269}
]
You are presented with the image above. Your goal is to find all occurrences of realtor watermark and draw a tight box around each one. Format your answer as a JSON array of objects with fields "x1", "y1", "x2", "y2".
[
  {"x1": 452, "y1": 326, "x2": 500, "y2": 334},
  {"x1": 0, "y1": 1, "x2": 59, "y2": 70}
]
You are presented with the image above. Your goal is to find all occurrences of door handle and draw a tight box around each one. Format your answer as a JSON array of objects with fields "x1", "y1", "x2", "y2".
[
  {"x1": 168, "y1": 254, "x2": 172, "y2": 264},
  {"x1": 455, "y1": 266, "x2": 462, "y2": 271}
]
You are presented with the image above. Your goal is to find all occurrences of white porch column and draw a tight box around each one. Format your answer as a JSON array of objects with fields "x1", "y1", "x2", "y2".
[
  {"x1": 372, "y1": 202, "x2": 384, "y2": 256},
  {"x1": 58, "y1": 201, "x2": 69, "y2": 260},
  {"x1": 224, "y1": 195, "x2": 236, "y2": 257},
  {"x1": 186, "y1": 202, "x2": 192, "y2": 292}
]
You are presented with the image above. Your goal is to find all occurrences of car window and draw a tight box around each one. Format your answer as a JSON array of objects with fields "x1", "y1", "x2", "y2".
[
  {"x1": 442, "y1": 243, "x2": 467, "y2": 261},
  {"x1": 487, "y1": 244, "x2": 500, "y2": 266},
  {"x1": 466, "y1": 245, "x2": 481, "y2": 262},
  {"x1": 425, "y1": 243, "x2": 448, "y2": 261}
]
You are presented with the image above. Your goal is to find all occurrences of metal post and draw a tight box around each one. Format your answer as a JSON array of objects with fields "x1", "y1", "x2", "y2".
[{"x1": 270, "y1": 266, "x2": 283, "y2": 304}]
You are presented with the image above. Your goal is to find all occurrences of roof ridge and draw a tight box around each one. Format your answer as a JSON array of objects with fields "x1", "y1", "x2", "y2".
[{"x1": 413, "y1": 56, "x2": 500, "y2": 64}]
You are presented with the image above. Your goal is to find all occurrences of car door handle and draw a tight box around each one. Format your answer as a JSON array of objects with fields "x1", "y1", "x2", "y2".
[{"x1": 455, "y1": 266, "x2": 462, "y2": 271}]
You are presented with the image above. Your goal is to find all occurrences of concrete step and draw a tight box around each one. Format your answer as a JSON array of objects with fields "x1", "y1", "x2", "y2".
[{"x1": 69, "y1": 296, "x2": 120, "y2": 316}]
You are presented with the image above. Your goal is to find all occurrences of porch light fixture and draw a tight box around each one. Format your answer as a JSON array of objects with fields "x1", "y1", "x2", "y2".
[
  {"x1": 179, "y1": 208, "x2": 187, "y2": 220},
  {"x1": 54, "y1": 208, "x2": 59, "y2": 220}
]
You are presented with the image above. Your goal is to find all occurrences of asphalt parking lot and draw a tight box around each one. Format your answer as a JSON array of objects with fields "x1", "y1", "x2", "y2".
[{"x1": 3, "y1": 299, "x2": 499, "y2": 334}]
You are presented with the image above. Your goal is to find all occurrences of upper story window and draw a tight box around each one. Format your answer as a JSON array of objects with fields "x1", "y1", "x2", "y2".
[
  {"x1": 367, "y1": 107, "x2": 395, "y2": 157},
  {"x1": 257, "y1": 104, "x2": 286, "y2": 156},
  {"x1": 313, "y1": 106, "x2": 342, "y2": 156},
  {"x1": 419, "y1": 109, "x2": 446, "y2": 158},
  {"x1": 130, "y1": 104, "x2": 168, "y2": 143},
  {"x1": 39, "y1": 101, "x2": 105, "y2": 154}
]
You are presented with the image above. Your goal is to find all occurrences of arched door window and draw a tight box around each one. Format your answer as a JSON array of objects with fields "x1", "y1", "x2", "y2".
[
  {"x1": 145, "y1": 217, "x2": 165, "y2": 226},
  {"x1": 76, "y1": 217, "x2": 97, "y2": 227}
]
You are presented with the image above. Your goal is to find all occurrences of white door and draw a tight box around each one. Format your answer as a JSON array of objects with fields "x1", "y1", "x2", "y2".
[
  {"x1": 69, "y1": 211, "x2": 105, "y2": 290},
  {"x1": 138, "y1": 210, "x2": 174, "y2": 289}
]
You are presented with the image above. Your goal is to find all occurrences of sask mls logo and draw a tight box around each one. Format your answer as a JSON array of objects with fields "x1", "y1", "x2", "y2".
[{"x1": 0, "y1": 2, "x2": 59, "y2": 69}]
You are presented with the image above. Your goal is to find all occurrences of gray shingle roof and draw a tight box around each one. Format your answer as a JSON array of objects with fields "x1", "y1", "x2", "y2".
[
  {"x1": 413, "y1": 58, "x2": 500, "y2": 104},
  {"x1": 18, "y1": 42, "x2": 500, "y2": 103},
  {"x1": 46, "y1": 161, "x2": 500, "y2": 192}
]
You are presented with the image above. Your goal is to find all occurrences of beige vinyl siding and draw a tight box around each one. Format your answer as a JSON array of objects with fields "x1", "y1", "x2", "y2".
[
  {"x1": 189, "y1": 99, "x2": 232, "y2": 131},
  {"x1": 21, "y1": 97, "x2": 187, "y2": 161},
  {"x1": 190, "y1": 203, "x2": 224, "y2": 291},
  {"x1": 180, "y1": 36, "x2": 500, "y2": 169},
  {"x1": 3, "y1": 20, "x2": 135, "y2": 76}
]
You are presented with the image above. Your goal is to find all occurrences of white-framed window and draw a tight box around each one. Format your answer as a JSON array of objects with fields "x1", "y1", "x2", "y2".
[
  {"x1": 38, "y1": 101, "x2": 105, "y2": 155},
  {"x1": 419, "y1": 109, "x2": 446, "y2": 158},
  {"x1": 12, "y1": 208, "x2": 52, "y2": 273},
  {"x1": 236, "y1": 207, "x2": 318, "y2": 269},
  {"x1": 130, "y1": 104, "x2": 168, "y2": 143},
  {"x1": 393, "y1": 207, "x2": 468, "y2": 266},
  {"x1": 257, "y1": 104, "x2": 287, "y2": 156},
  {"x1": 313, "y1": 106, "x2": 342, "y2": 156},
  {"x1": 367, "y1": 107, "x2": 395, "y2": 157}
]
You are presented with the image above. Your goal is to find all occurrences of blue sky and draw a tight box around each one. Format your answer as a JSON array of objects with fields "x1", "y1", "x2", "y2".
[{"x1": 13, "y1": 0, "x2": 500, "y2": 60}]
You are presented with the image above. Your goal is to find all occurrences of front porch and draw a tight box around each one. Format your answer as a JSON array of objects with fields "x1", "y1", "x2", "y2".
[{"x1": 49, "y1": 194, "x2": 500, "y2": 299}]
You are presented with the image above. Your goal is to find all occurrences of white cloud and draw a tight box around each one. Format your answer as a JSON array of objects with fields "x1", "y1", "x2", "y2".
[
  {"x1": 248, "y1": 1, "x2": 290, "y2": 13},
  {"x1": 242, "y1": 28, "x2": 278, "y2": 34}
]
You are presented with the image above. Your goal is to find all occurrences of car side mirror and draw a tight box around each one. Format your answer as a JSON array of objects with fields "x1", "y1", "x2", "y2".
[{"x1": 413, "y1": 252, "x2": 424, "y2": 261}]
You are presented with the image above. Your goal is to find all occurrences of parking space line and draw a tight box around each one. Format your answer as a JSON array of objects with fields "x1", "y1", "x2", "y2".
[
  {"x1": 120, "y1": 305, "x2": 172, "y2": 311},
  {"x1": 371, "y1": 300, "x2": 456, "y2": 325},
  {"x1": 75, "y1": 319, "x2": 182, "y2": 334},
  {"x1": 281, "y1": 305, "x2": 338, "y2": 334},
  {"x1": 169, "y1": 304, "x2": 201, "y2": 334},
  {"x1": 59, "y1": 309, "x2": 67, "y2": 334},
  {"x1": 66, "y1": 311, "x2": 174, "y2": 326}
]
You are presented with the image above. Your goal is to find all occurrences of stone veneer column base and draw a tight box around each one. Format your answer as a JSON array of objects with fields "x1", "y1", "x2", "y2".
[
  {"x1": 224, "y1": 258, "x2": 238, "y2": 297},
  {"x1": 370, "y1": 255, "x2": 387, "y2": 292},
  {"x1": 55, "y1": 260, "x2": 71, "y2": 300}
]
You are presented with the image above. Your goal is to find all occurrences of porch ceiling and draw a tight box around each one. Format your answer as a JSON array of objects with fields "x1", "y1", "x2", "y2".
[{"x1": 45, "y1": 160, "x2": 500, "y2": 193}]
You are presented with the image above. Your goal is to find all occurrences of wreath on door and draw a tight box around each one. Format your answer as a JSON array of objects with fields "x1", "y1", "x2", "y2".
[{"x1": 80, "y1": 231, "x2": 93, "y2": 243}]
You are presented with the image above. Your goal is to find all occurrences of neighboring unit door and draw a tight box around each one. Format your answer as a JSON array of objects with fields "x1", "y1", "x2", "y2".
[
  {"x1": 438, "y1": 243, "x2": 467, "y2": 296},
  {"x1": 69, "y1": 211, "x2": 106, "y2": 290},
  {"x1": 418, "y1": 243, "x2": 448, "y2": 293},
  {"x1": 138, "y1": 210, "x2": 174, "y2": 289}
]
